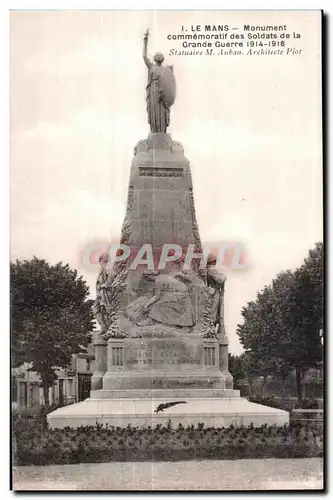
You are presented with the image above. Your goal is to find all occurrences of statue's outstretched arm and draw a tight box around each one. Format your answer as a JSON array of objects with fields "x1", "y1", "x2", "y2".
[{"x1": 143, "y1": 29, "x2": 152, "y2": 69}]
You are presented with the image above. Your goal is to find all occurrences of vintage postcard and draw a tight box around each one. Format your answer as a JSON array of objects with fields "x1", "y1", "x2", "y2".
[{"x1": 11, "y1": 9, "x2": 323, "y2": 491}]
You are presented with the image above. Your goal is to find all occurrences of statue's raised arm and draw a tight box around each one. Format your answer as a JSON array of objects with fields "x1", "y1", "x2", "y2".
[
  {"x1": 143, "y1": 29, "x2": 152, "y2": 68},
  {"x1": 142, "y1": 29, "x2": 176, "y2": 133}
]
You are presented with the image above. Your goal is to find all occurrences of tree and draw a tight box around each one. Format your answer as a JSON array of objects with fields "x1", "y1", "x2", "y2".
[
  {"x1": 228, "y1": 353, "x2": 247, "y2": 387},
  {"x1": 237, "y1": 243, "x2": 323, "y2": 402},
  {"x1": 11, "y1": 257, "x2": 94, "y2": 405},
  {"x1": 284, "y1": 242, "x2": 324, "y2": 398},
  {"x1": 229, "y1": 351, "x2": 285, "y2": 397}
]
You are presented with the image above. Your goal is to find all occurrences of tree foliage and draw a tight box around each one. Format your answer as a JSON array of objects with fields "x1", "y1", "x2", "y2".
[
  {"x1": 236, "y1": 242, "x2": 323, "y2": 401},
  {"x1": 228, "y1": 353, "x2": 247, "y2": 385},
  {"x1": 11, "y1": 257, "x2": 94, "y2": 404}
]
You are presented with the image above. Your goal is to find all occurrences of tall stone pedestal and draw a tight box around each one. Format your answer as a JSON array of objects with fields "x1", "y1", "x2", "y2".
[
  {"x1": 47, "y1": 134, "x2": 289, "y2": 429},
  {"x1": 127, "y1": 132, "x2": 200, "y2": 251}
]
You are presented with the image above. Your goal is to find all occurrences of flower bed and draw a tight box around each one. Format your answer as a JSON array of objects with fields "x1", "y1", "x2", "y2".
[{"x1": 13, "y1": 419, "x2": 323, "y2": 466}]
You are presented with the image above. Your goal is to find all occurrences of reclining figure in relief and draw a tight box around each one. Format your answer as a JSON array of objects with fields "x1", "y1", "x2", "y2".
[{"x1": 125, "y1": 262, "x2": 195, "y2": 329}]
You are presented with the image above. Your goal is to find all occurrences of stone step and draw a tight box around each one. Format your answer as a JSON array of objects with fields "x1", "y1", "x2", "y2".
[
  {"x1": 47, "y1": 397, "x2": 289, "y2": 429},
  {"x1": 90, "y1": 388, "x2": 240, "y2": 399},
  {"x1": 102, "y1": 372, "x2": 232, "y2": 390}
]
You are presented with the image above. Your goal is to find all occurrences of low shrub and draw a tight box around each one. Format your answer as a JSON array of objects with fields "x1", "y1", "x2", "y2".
[
  {"x1": 12, "y1": 404, "x2": 65, "y2": 435},
  {"x1": 13, "y1": 419, "x2": 323, "y2": 466}
]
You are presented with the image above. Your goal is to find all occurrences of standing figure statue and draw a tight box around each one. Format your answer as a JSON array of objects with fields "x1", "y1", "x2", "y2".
[
  {"x1": 143, "y1": 29, "x2": 176, "y2": 133},
  {"x1": 200, "y1": 254, "x2": 227, "y2": 338},
  {"x1": 92, "y1": 255, "x2": 113, "y2": 334},
  {"x1": 93, "y1": 255, "x2": 128, "y2": 339},
  {"x1": 206, "y1": 255, "x2": 227, "y2": 337}
]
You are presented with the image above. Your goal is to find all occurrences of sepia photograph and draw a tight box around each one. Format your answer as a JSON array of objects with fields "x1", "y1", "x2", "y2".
[{"x1": 10, "y1": 8, "x2": 323, "y2": 491}]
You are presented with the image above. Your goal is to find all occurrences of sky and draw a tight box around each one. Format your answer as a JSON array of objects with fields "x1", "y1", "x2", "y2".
[{"x1": 10, "y1": 10, "x2": 322, "y2": 353}]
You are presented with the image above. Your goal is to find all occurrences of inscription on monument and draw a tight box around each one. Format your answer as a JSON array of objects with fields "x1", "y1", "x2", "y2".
[
  {"x1": 141, "y1": 177, "x2": 184, "y2": 190},
  {"x1": 124, "y1": 338, "x2": 203, "y2": 368},
  {"x1": 139, "y1": 167, "x2": 183, "y2": 177}
]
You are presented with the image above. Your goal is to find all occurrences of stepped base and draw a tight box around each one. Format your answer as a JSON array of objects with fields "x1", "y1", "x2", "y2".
[
  {"x1": 47, "y1": 396, "x2": 289, "y2": 429},
  {"x1": 90, "y1": 388, "x2": 240, "y2": 399},
  {"x1": 102, "y1": 371, "x2": 232, "y2": 390}
]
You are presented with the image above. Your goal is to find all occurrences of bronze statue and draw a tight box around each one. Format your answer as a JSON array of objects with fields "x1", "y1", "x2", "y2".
[{"x1": 143, "y1": 29, "x2": 176, "y2": 133}]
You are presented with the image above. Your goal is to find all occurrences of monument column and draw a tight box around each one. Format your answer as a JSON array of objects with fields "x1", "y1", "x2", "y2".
[
  {"x1": 91, "y1": 338, "x2": 108, "y2": 391},
  {"x1": 102, "y1": 339, "x2": 125, "y2": 389},
  {"x1": 219, "y1": 338, "x2": 233, "y2": 390}
]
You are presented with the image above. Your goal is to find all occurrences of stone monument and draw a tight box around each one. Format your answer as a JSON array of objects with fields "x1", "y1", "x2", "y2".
[{"x1": 48, "y1": 30, "x2": 288, "y2": 428}]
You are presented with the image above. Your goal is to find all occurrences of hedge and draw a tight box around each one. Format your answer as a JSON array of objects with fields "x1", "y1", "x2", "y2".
[{"x1": 13, "y1": 419, "x2": 323, "y2": 466}]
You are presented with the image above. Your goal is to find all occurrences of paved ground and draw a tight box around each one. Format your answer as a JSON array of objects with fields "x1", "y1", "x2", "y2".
[{"x1": 13, "y1": 458, "x2": 323, "y2": 490}]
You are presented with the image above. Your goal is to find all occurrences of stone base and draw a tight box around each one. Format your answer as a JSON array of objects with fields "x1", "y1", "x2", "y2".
[
  {"x1": 89, "y1": 388, "x2": 240, "y2": 399},
  {"x1": 100, "y1": 337, "x2": 233, "y2": 390},
  {"x1": 47, "y1": 395, "x2": 289, "y2": 429}
]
